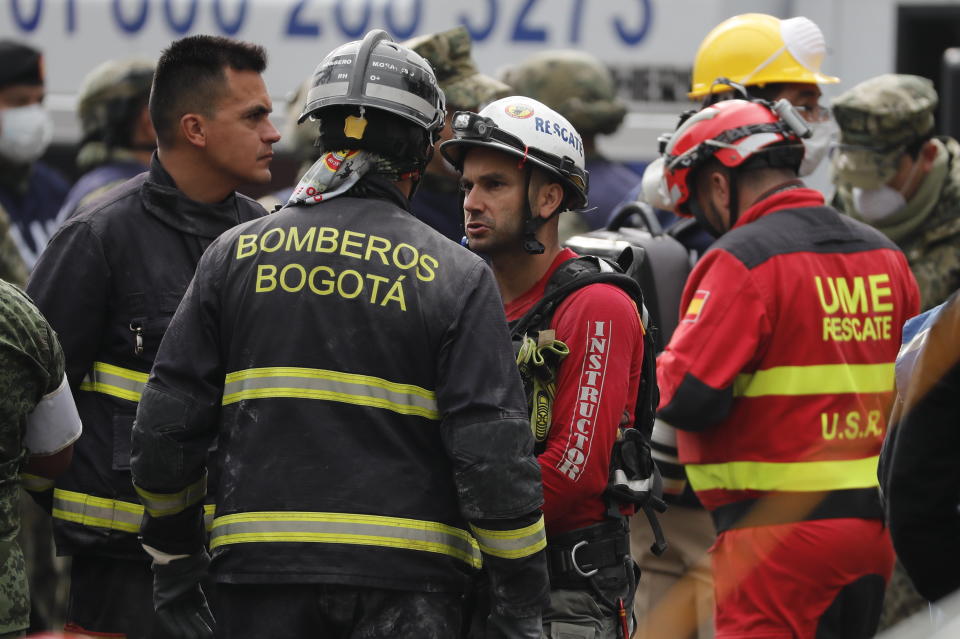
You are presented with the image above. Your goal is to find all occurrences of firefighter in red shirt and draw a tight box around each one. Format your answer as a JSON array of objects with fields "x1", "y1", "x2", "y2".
[
  {"x1": 656, "y1": 99, "x2": 920, "y2": 638},
  {"x1": 441, "y1": 97, "x2": 647, "y2": 638}
]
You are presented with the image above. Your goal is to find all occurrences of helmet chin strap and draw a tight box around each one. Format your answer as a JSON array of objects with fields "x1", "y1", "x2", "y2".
[
  {"x1": 689, "y1": 167, "x2": 739, "y2": 238},
  {"x1": 520, "y1": 165, "x2": 546, "y2": 254}
]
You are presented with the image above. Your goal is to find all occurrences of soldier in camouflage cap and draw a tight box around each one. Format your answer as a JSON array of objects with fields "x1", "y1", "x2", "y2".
[
  {"x1": 403, "y1": 26, "x2": 510, "y2": 242},
  {"x1": 57, "y1": 58, "x2": 157, "y2": 223},
  {"x1": 405, "y1": 26, "x2": 510, "y2": 112},
  {"x1": 500, "y1": 50, "x2": 637, "y2": 233},
  {"x1": 0, "y1": 279, "x2": 80, "y2": 637},
  {"x1": 833, "y1": 74, "x2": 960, "y2": 310}
]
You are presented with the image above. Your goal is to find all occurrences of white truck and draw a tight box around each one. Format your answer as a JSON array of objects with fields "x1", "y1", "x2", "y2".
[{"x1": 1, "y1": 0, "x2": 957, "y2": 164}]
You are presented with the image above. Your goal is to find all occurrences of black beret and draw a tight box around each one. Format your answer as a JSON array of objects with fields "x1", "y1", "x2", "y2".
[{"x1": 0, "y1": 40, "x2": 43, "y2": 89}]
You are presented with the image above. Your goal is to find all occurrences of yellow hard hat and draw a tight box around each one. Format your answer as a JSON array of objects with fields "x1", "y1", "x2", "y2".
[{"x1": 688, "y1": 13, "x2": 839, "y2": 99}]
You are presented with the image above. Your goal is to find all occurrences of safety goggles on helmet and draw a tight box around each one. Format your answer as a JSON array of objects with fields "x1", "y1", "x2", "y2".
[
  {"x1": 441, "y1": 97, "x2": 589, "y2": 210},
  {"x1": 450, "y1": 111, "x2": 588, "y2": 194},
  {"x1": 794, "y1": 103, "x2": 831, "y2": 123},
  {"x1": 661, "y1": 99, "x2": 809, "y2": 216}
]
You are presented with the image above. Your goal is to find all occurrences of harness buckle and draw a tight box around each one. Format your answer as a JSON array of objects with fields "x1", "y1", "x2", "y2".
[{"x1": 570, "y1": 540, "x2": 599, "y2": 578}]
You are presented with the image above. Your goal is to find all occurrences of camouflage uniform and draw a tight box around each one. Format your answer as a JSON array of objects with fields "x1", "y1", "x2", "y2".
[
  {"x1": 500, "y1": 50, "x2": 639, "y2": 233},
  {"x1": 0, "y1": 280, "x2": 65, "y2": 637},
  {"x1": 833, "y1": 74, "x2": 960, "y2": 311},
  {"x1": 404, "y1": 26, "x2": 511, "y2": 242},
  {"x1": 0, "y1": 208, "x2": 27, "y2": 288}
]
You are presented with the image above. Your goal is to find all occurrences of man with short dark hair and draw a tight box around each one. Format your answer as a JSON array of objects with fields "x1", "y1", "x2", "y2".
[
  {"x1": 26, "y1": 34, "x2": 278, "y2": 638},
  {"x1": 442, "y1": 97, "x2": 648, "y2": 638},
  {"x1": 130, "y1": 30, "x2": 546, "y2": 639}
]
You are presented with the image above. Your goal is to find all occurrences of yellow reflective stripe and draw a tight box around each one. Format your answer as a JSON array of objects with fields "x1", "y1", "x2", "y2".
[
  {"x1": 686, "y1": 456, "x2": 881, "y2": 492},
  {"x1": 20, "y1": 473, "x2": 53, "y2": 492},
  {"x1": 204, "y1": 504, "x2": 216, "y2": 532},
  {"x1": 135, "y1": 474, "x2": 207, "y2": 517},
  {"x1": 469, "y1": 516, "x2": 546, "y2": 560},
  {"x1": 78, "y1": 362, "x2": 149, "y2": 402},
  {"x1": 222, "y1": 367, "x2": 439, "y2": 419},
  {"x1": 733, "y1": 363, "x2": 894, "y2": 397},
  {"x1": 52, "y1": 488, "x2": 143, "y2": 533},
  {"x1": 210, "y1": 511, "x2": 481, "y2": 568}
]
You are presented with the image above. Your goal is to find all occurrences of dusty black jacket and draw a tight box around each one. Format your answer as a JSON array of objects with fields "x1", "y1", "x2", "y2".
[
  {"x1": 883, "y1": 291, "x2": 960, "y2": 601},
  {"x1": 131, "y1": 176, "x2": 549, "y2": 616},
  {"x1": 26, "y1": 154, "x2": 265, "y2": 559}
]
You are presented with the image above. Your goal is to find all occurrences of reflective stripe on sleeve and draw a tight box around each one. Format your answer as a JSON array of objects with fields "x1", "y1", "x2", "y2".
[
  {"x1": 78, "y1": 362, "x2": 149, "y2": 402},
  {"x1": 222, "y1": 367, "x2": 439, "y2": 419},
  {"x1": 469, "y1": 516, "x2": 546, "y2": 560},
  {"x1": 210, "y1": 511, "x2": 481, "y2": 568},
  {"x1": 52, "y1": 488, "x2": 143, "y2": 533},
  {"x1": 733, "y1": 363, "x2": 894, "y2": 397},
  {"x1": 685, "y1": 456, "x2": 881, "y2": 492},
  {"x1": 204, "y1": 504, "x2": 215, "y2": 532},
  {"x1": 20, "y1": 473, "x2": 54, "y2": 492},
  {"x1": 135, "y1": 474, "x2": 207, "y2": 518}
]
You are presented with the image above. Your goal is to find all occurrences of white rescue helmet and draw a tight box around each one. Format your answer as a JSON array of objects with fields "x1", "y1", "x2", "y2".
[{"x1": 440, "y1": 96, "x2": 589, "y2": 210}]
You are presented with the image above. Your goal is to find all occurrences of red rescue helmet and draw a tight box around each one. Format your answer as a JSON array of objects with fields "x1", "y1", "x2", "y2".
[{"x1": 662, "y1": 99, "x2": 809, "y2": 216}]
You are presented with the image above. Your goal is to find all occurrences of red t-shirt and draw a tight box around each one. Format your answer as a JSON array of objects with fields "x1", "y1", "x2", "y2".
[{"x1": 505, "y1": 248, "x2": 644, "y2": 535}]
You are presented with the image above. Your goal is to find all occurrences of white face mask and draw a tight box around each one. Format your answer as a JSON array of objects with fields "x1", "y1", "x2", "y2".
[
  {"x1": 852, "y1": 157, "x2": 921, "y2": 221},
  {"x1": 852, "y1": 186, "x2": 906, "y2": 221},
  {"x1": 799, "y1": 117, "x2": 839, "y2": 177},
  {"x1": 0, "y1": 104, "x2": 53, "y2": 165}
]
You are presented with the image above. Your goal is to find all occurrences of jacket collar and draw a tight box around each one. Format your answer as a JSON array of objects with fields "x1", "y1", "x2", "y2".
[
  {"x1": 354, "y1": 174, "x2": 413, "y2": 212},
  {"x1": 140, "y1": 153, "x2": 243, "y2": 238},
  {"x1": 734, "y1": 186, "x2": 825, "y2": 229}
]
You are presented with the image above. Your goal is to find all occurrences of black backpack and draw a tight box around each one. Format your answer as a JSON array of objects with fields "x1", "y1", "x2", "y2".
[{"x1": 510, "y1": 247, "x2": 667, "y2": 555}]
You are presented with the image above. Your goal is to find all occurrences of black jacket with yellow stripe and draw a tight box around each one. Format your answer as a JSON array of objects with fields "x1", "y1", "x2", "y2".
[
  {"x1": 130, "y1": 176, "x2": 548, "y2": 611},
  {"x1": 25, "y1": 155, "x2": 265, "y2": 559}
]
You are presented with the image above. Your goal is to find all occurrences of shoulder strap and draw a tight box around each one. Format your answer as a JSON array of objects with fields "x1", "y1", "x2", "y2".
[
  {"x1": 511, "y1": 252, "x2": 658, "y2": 439},
  {"x1": 510, "y1": 256, "x2": 641, "y2": 338}
]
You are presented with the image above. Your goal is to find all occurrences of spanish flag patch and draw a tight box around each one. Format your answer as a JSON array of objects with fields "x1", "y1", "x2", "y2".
[{"x1": 682, "y1": 290, "x2": 710, "y2": 322}]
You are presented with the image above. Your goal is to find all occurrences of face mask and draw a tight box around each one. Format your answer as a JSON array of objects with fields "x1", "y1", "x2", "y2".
[
  {"x1": 0, "y1": 104, "x2": 53, "y2": 165},
  {"x1": 799, "y1": 117, "x2": 839, "y2": 177},
  {"x1": 852, "y1": 156, "x2": 921, "y2": 221}
]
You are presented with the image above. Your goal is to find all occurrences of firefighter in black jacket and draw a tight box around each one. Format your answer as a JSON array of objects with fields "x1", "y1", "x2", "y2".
[
  {"x1": 25, "y1": 36, "x2": 277, "y2": 638},
  {"x1": 130, "y1": 30, "x2": 549, "y2": 639}
]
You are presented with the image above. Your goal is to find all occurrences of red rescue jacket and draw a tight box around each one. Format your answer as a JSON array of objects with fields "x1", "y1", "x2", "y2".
[
  {"x1": 657, "y1": 188, "x2": 920, "y2": 531},
  {"x1": 507, "y1": 248, "x2": 644, "y2": 536}
]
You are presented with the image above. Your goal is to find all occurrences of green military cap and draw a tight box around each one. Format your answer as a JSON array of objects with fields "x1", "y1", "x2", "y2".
[
  {"x1": 832, "y1": 73, "x2": 937, "y2": 188},
  {"x1": 77, "y1": 58, "x2": 155, "y2": 142},
  {"x1": 403, "y1": 26, "x2": 510, "y2": 111},
  {"x1": 499, "y1": 49, "x2": 626, "y2": 136}
]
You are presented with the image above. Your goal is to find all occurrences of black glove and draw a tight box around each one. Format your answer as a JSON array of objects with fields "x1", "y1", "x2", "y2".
[
  {"x1": 153, "y1": 551, "x2": 215, "y2": 639},
  {"x1": 486, "y1": 611, "x2": 542, "y2": 639}
]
